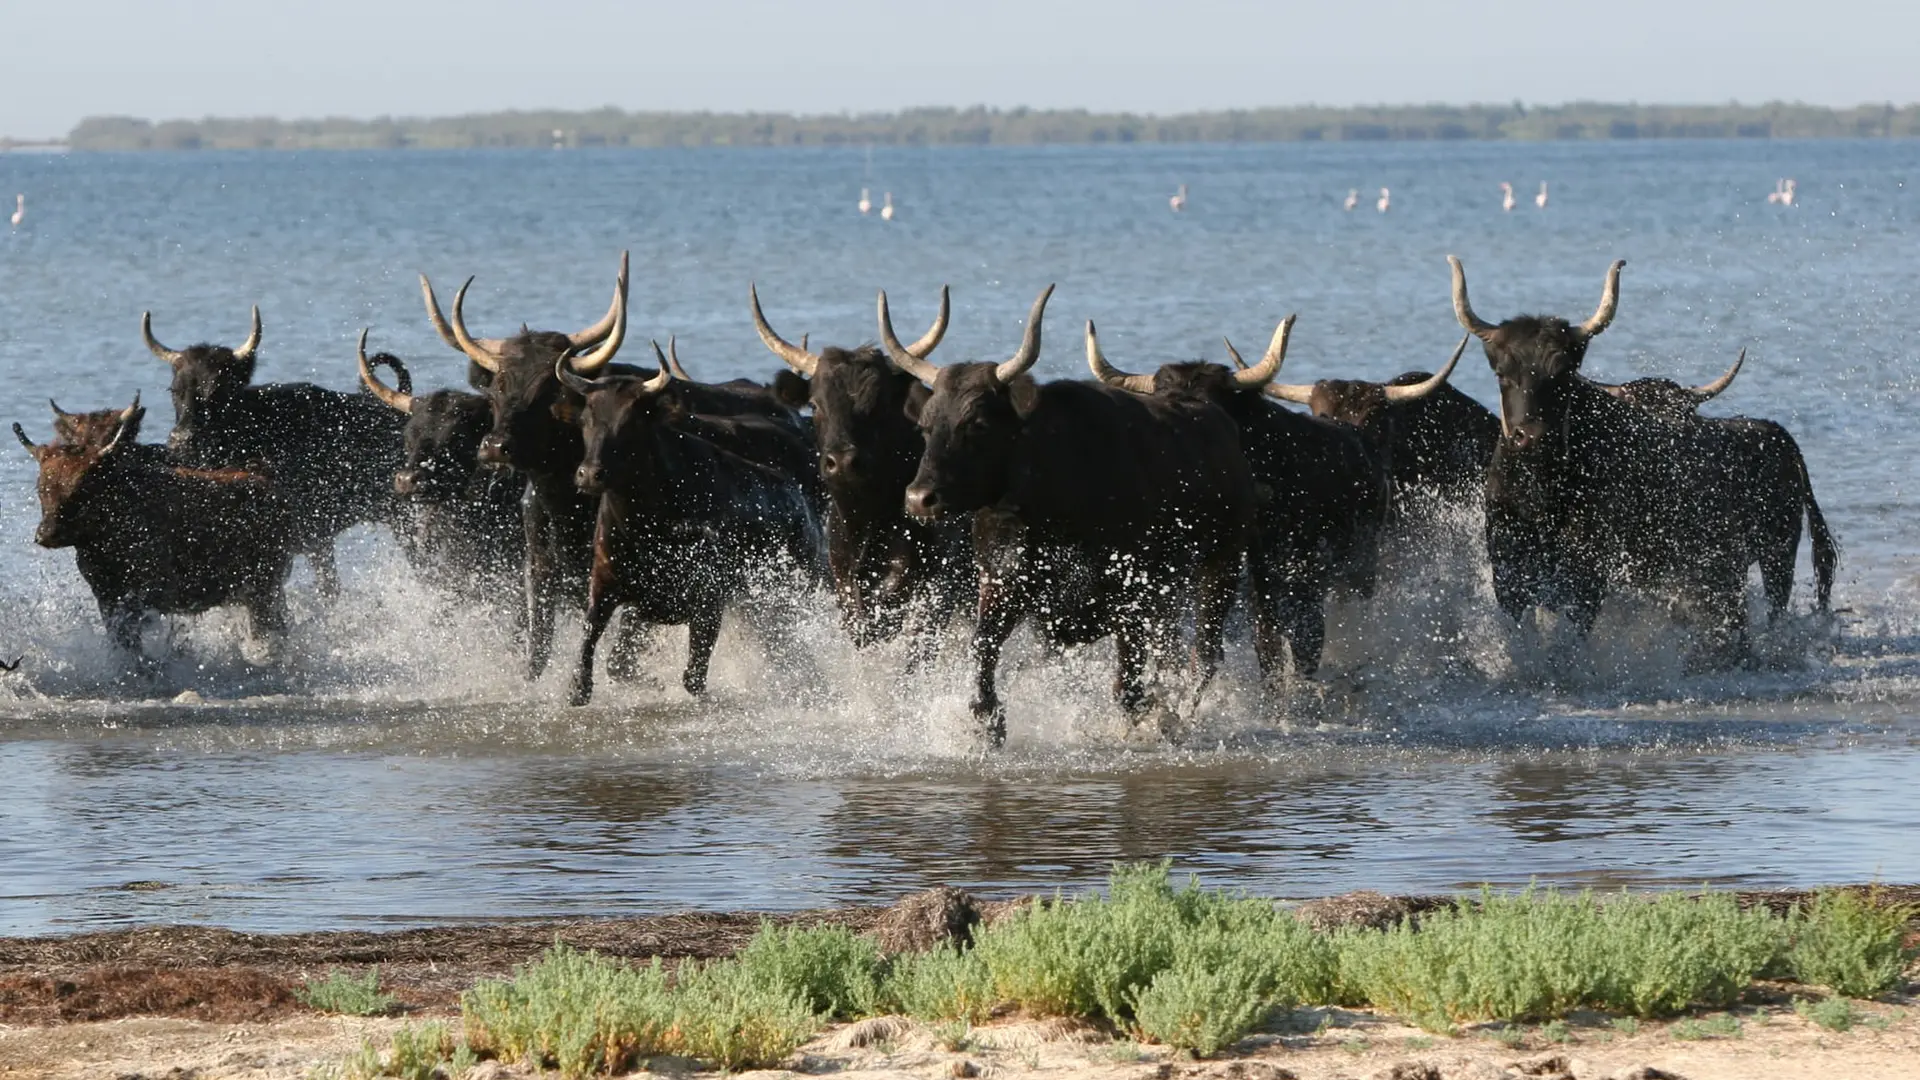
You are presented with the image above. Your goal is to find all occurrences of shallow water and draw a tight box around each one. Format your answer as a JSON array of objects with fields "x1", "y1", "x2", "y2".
[{"x1": 0, "y1": 141, "x2": 1916, "y2": 935}]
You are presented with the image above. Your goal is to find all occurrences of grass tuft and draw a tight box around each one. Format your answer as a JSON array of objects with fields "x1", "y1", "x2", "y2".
[
  {"x1": 880, "y1": 942, "x2": 996, "y2": 1023},
  {"x1": 461, "y1": 944, "x2": 675, "y2": 1077},
  {"x1": 297, "y1": 968, "x2": 398, "y2": 1016},
  {"x1": 1795, "y1": 996, "x2": 1857, "y2": 1032},
  {"x1": 1785, "y1": 889, "x2": 1917, "y2": 999}
]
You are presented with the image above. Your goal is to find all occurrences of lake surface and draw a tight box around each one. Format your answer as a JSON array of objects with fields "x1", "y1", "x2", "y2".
[{"x1": 0, "y1": 141, "x2": 1915, "y2": 935}]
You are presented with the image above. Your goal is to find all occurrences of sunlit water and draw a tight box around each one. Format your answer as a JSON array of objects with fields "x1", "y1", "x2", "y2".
[{"x1": 0, "y1": 141, "x2": 1916, "y2": 935}]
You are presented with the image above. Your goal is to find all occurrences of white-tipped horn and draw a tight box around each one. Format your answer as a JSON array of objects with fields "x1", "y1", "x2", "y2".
[
  {"x1": 102, "y1": 392, "x2": 141, "y2": 455},
  {"x1": 1383, "y1": 334, "x2": 1471, "y2": 403},
  {"x1": 357, "y1": 329, "x2": 413, "y2": 414},
  {"x1": 1448, "y1": 255, "x2": 1499, "y2": 340},
  {"x1": 663, "y1": 336, "x2": 692, "y2": 381},
  {"x1": 233, "y1": 306, "x2": 262, "y2": 361},
  {"x1": 1233, "y1": 314, "x2": 1295, "y2": 388},
  {"x1": 447, "y1": 277, "x2": 508, "y2": 373},
  {"x1": 553, "y1": 350, "x2": 603, "y2": 397},
  {"x1": 638, "y1": 341, "x2": 672, "y2": 393},
  {"x1": 877, "y1": 290, "x2": 943, "y2": 386},
  {"x1": 569, "y1": 251, "x2": 630, "y2": 347},
  {"x1": 750, "y1": 282, "x2": 821, "y2": 376},
  {"x1": 1689, "y1": 347, "x2": 1744, "y2": 402},
  {"x1": 1084, "y1": 321, "x2": 1158, "y2": 393},
  {"x1": 567, "y1": 266, "x2": 629, "y2": 375},
  {"x1": 141, "y1": 312, "x2": 186, "y2": 366},
  {"x1": 993, "y1": 285, "x2": 1054, "y2": 383},
  {"x1": 1579, "y1": 259, "x2": 1626, "y2": 338}
]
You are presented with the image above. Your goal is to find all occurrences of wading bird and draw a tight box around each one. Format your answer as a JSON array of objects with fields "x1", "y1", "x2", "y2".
[
  {"x1": 1535, "y1": 182, "x2": 1548, "y2": 209},
  {"x1": 1501, "y1": 182, "x2": 1515, "y2": 212},
  {"x1": 9, "y1": 194, "x2": 20, "y2": 228},
  {"x1": 880, "y1": 192, "x2": 895, "y2": 221},
  {"x1": 858, "y1": 188, "x2": 871, "y2": 215},
  {"x1": 1344, "y1": 189, "x2": 1359, "y2": 211},
  {"x1": 1170, "y1": 184, "x2": 1188, "y2": 212},
  {"x1": 1377, "y1": 187, "x2": 1391, "y2": 213}
]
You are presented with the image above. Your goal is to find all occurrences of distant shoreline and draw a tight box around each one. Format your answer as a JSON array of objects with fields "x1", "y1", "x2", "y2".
[{"x1": 42, "y1": 102, "x2": 1920, "y2": 152}]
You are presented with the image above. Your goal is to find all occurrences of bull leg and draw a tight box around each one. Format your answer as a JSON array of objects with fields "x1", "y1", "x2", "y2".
[
  {"x1": 683, "y1": 603, "x2": 723, "y2": 696},
  {"x1": 101, "y1": 600, "x2": 153, "y2": 674},
  {"x1": 969, "y1": 580, "x2": 1021, "y2": 746},
  {"x1": 244, "y1": 579, "x2": 291, "y2": 665},
  {"x1": 1113, "y1": 622, "x2": 1150, "y2": 714},
  {"x1": 308, "y1": 544, "x2": 340, "y2": 604},
  {"x1": 1191, "y1": 553, "x2": 1240, "y2": 685},
  {"x1": 525, "y1": 556, "x2": 557, "y2": 681},
  {"x1": 1759, "y1": 544, "x2": 1797, "y2": 624},
  {"x1": 606, "y1": 613, "x2": 652, "y2": 682},
  {"x1": 1276, "y1": 586, "x2": 1327, "y2": 679},
  {"x1": 568, "y1": 582, "x2": 617, "y2": 707}
]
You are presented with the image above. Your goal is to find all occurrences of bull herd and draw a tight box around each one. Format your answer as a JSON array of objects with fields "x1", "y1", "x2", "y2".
[{"x1": 12, "y1": 253, "x2": 1835, "y2": 742}]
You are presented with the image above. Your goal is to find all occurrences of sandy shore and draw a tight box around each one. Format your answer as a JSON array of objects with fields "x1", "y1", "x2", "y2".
[{"x1": 0, "y1": 890, "x2": 1914, "y2": 1079}]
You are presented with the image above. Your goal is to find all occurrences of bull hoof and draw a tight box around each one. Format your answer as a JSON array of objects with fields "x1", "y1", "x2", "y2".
[
  {"x1": 970, "y1": 700, "x2": 1006, "y2": 747},
  {"x1": 682, "y1": 672, "x2": 708, "y2": 696},
  {"x1": 568, "y1": 682, "x2": 593, "y2": 707}
]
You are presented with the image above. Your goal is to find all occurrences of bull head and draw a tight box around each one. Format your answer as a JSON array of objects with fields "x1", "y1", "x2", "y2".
[
  {"x1": 753, "y1": 283, "x2": 947, "y2": 377},
  {"x1": 1593, "y1": 349, "x2": 1746, "y2": 412},
  {"x1": 1085, "y1": 315, "x2": 1295, "y2": 394},
  {"x1": 1452, "y1": 256, "x2": 1623, "y2": 344},
  {"x1": 420, "y1": 251, "x2": 630, "y2": 374},
  {"x1": 141, "y1": 307, "x2": 262, "y2": 367},
  {"x1": 1259, "y1": 335, "x2": 1469, "y2": 407},
  {"x1": 16, "y1": 393, "x2": 142, "y2": 460},
  {"x1": 878, "y1": 285, "x2": 1052, "y2": 387},
  {"x1": 553, "y1": 341, "x2": 672, "y2": 399}
]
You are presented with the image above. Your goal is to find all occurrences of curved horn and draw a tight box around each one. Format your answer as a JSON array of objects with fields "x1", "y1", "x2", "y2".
[
  {"x1": 1383, "y1": 334, "x2": 1471, "y2": 403},
  {"x1": 1578, "y1": 259, "x2": 1627, "y2": 338},
  {"x1": 102, "y1": 392, "x2": 140, "y2": 455},
  {"x1": 357, "y1": 329, "x2": 413, "y2": 414},
  {"x1": 877, "y1": 290, "x2": 944, "y2": 386},
  {"x1": 566, "y1": 266, "x2": 629, "y2": 375},
  {"x1": 233, "y1": 305, "x2": 262, "y2": 361},
  {"x1": 1233, "y1": 314, "x2": 1295, "y2": 389},
  {"x1": 419, "y1": 274, "x2": 464, "y2": 352},
  {"x1": 447, "y1": 277, "x2": 509, "y2": 373},
  {"x1": 554, "y1": 351, "x2": 607, "y2": 398},
  {"x1": 141, "y1": 311, "x2": 186, "y2": 366},
  {"x1": 905, "y1": 285, "x2": 951, "y2": 358},
  {"x1": 1688, "y1": 347, "x2": 1744, "y2": 402},
  {"x1": 1448, "y1": 255, "x2": 1499, "y2": 340},
  {"x1": 634, "y1": 341, "x2": 673, "y2": 393},
  {"x1": 994, "y1": 285, "x2": 1054, "y2": 383},
  {"x1": 1083, "y1": 321, "x2": 1158, "y2": 393},
  {"x1": 569, "y1": 250, "x2": 630, "y2": 347},
  {"x1": 13, "y1": 422, "x2": 40, "y2": 456},
  {"x1": 664, "y1": 336, "x2": 693, "y2": 381},
  {"x1": 750, "y1": 282, "x2": 822, "y2": 376},
  {"x1": 48, "y1": 398, "x2": 72, "y2": 418}
]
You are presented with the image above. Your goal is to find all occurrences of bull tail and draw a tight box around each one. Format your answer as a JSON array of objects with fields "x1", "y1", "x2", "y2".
[
  {"x1": 1797, "y1": 449, "x2": 1837, "y2": 613},
  {"x1": 363, "y1": 354, "x2": 414, "y2": 397}
]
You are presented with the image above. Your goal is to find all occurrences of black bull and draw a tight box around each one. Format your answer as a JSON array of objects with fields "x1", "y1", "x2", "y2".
[
  {"x1": 1451, "y1": 256, "x2": 1765, "y2": 666},
  {"x1": 17, "y1": 398, "x2": 300, "y2": 668},
  {"x1": 1084, "y1": 317, "x2": 1390, "y2": 679},
  {"x1": 422, "y1": 253, "x2": 812, "y2": 680},
  {"x1": 752, "y1": 284, "x2": 972, "y2": 653},
  {"x1": 879, "y1": 287, "x2": 1255, "y2": 742},
  {"x1": 142, "y1": 306, "x2": 407, "y2": 600},
  {"x1": 1593, "y1": 355, "x2": 1837, "y2": 617}
]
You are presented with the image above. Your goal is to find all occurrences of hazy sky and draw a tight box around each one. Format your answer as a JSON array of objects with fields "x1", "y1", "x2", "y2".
[{"x1": 3, "y1": 0, "x2": 1916, "y2": 138}]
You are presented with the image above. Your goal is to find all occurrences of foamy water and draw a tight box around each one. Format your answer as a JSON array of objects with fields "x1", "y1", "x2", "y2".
[{"x1": 0, "y1": 141, "x2": 1915, "y2": 934}]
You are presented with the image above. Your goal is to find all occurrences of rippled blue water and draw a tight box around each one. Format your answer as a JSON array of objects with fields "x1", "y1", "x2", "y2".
[{"x1": 0, "y1": 141, "x2": 1914, "y2": 934}]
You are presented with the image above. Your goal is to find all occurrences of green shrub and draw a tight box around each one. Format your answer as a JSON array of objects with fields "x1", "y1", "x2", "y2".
[
  {"x1": 1588, "y1": 890, "x2": 1783, "y2": 1016},
  {"x1": 387, "y1": 1022, "x2": 455, "y2": 1080},
  {"x1": 881, "y1": 943, "x2": 997, "y2": 1022},
  {"x1": 298, "y1": 967, "x2": 398, "y2": 1016},
  {"x1": 732, "y1": 922, "x2": 885, "y2": 1019},
  {"x1": 1128, "y1": 956, "x2": 1271, "y2": 1056},
  {"x1": 1795, "y1": 995, "x2": 1857, "y2": 1032},
  {"x1": 461, "y1": 944, "x2": 674, "y2": 1078},
  {"x1": 666, "y1": 959, "x2": 819, "y2": 1071},
  {"x1": 1786, "y1": 889, "x2": 1916, "y2": 999}
]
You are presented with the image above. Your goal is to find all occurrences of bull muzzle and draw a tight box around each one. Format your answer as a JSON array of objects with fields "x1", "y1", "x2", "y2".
[
  {"x1": 903, "y1": 484, "x2": 942, "y2": 521},
  {"x1": 393, "y1": 470, "x2": 419, "y2": 496},
  {"x1": 477, "y1": 435, "x2": 509, "y2": 466},
  {"x1": 574, "y1": 464, "x2": 607, "y2": 496},
  {"x1": 1507, "y1": 422, "x2": 1547, "y2": 451}
]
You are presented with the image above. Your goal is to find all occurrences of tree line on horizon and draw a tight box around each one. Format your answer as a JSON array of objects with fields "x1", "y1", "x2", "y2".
[{"x1": 49, "y1": 102, "x2": 1920, "y2": 151}]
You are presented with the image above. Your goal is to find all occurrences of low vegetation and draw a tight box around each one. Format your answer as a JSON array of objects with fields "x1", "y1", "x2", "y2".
[
  {"x1": 296, "y1": 967, "x2": 397, "y2": 1016},
  {"x1": 331, "y1": 868, "x2": 1914, "y2": 1075}
]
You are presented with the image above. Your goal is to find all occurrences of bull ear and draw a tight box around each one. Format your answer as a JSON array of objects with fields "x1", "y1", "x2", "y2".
[
  {"x1": 901, "y1": 383, "x2": 929, "y2": 425},
  {"x1": 771, "y1": 369, "x2": 811, "y2": 409},
  {"x1": 550, "y1": 398, "x2": 580, "y2": 426}
]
